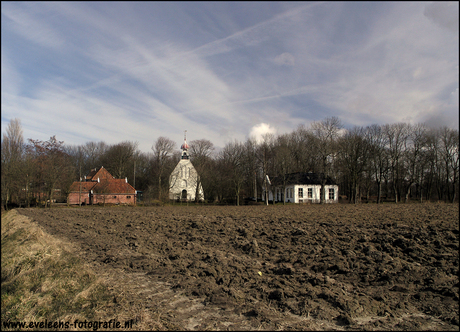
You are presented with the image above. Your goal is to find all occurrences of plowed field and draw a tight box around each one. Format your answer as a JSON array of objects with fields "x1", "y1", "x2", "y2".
[{"x1": 17, "y1": 203, "x2": 458, "y2": 330}]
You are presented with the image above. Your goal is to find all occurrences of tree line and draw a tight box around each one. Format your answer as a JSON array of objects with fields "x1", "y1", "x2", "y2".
[{"x1": 1, "y1": 117, "x2": 458, "y2": 209}]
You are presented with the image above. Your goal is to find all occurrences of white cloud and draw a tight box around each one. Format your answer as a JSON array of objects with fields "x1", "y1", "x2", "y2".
[{"x1": 249, "y1": 123, "x2": 277, "y2": 143}]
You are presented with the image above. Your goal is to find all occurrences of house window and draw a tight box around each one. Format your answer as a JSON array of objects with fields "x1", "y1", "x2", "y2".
[
  {"x1": 113, "y1": 196, "x2": 117, "y2": 199},
  {"x1": 329, "y1": 188, "x2": 335, "y2": 200},
  {"x1": 298, "y1": 188, "x2": 303, "y2": 198},
  {"x1": 308, "y1": 188, "x2": 313, "y2": 198},
  {"x1": 127, "y1": 196, "x2": 131, "y2": 199}
]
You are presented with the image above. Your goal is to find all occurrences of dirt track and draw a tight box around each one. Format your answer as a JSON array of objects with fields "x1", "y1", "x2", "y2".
[{"x1": 17, "y1": 203, "x2": 459, "y2": 331}]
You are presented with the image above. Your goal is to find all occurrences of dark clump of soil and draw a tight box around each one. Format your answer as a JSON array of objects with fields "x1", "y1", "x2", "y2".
[{"x1": 18, "y1": 203, "x2": 459, "y2": 330}]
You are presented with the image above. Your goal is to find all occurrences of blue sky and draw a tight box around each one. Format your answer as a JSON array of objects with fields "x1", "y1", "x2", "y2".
[{"x1": 2, "y1": 1, "x2": 458, "y2": 152}]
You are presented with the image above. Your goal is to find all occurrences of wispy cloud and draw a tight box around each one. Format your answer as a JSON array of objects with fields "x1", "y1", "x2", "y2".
[
  {"x1": 1, "y1": 2, "x2": 66, "y2": 50},
  {"x1": 1, "y1": 2, "x2": 458, "y2": 152}
]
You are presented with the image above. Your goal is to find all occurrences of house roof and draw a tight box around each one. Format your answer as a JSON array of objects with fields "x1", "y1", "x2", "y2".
[
  {"x1": 69, "y1": 181, "x2": 97, "y2": 192},
  {"x1": 272, "y1": 172, "x2": 337, "y2": 186},
  {"x1": 92, "y1": 179, "x2": 136, "y2": 194},
  {"x1": 85, "y1": 167, "x2": 114, "y2": 181},
  {"x1": 69, "y1": 179, "x2": 136, "y2": 194}
]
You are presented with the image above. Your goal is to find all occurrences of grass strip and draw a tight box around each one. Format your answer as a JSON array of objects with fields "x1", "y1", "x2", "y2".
[{"x1": 1, "y1": 209, "x2": 167, "y2": 331}]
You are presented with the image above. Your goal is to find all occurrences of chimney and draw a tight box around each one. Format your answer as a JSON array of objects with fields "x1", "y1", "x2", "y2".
[{"x1": 125, "y1": 177, "x2": 128, "y2": 183}]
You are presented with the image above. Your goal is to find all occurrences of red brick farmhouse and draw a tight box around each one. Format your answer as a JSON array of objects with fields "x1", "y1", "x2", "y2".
[{"x1": 67, "y1": 167, "x2": 137, "y2": 205}]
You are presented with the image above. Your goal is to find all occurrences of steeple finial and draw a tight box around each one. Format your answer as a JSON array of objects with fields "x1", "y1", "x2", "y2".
[{"x1": 184, "y1": 130, "x2": 187, "y2": 142}]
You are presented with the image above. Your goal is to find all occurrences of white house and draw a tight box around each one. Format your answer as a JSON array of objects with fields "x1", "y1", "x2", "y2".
[
  {"x1": 263, "y1": 172, "x2": 338, "y2": 204},
  {"x1": 169, "y1": 136, "x2": 204, "y2": 201}
]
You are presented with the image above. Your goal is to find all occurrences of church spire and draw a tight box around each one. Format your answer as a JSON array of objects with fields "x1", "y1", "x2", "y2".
[{"x1": 181, "y1": 130, "x2": 190, "y2": 159}]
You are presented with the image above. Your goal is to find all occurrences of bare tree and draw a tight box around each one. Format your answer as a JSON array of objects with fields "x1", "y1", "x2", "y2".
[
  {"x1": 383, "y1": 123, "x2": 410, "y2": 203},
  {"x1": 420, "y1": 128, "x2": 438, "y2": 201},
  {"x1": 63, "y1": 144, "x2": 84, "y2": 205},
  {"x1": 291, "y1": 125, "x2": 317, "y2": 173},
  {"x1": 219, "y1": 140, "x2": 246, "y2": 205},
  {"x1": 400, "y1": 123, "x2": 428, "y2": 202},
  {"x1": 100, "y1": 141, "x2": 138, "y2": 180},
  {"x1": 337, "y1": 126, "x2": 370, "y2": 203},
  {"x1": 152, "y1": 136, "x2": 176, "y2": 200},
  {"x1": 367, "y1": 124, "x2": 389, "y2": 203},
  {"x1": 82, "y1": 141, "x2": 108, "y2": 171},
  {"x1": 131, "y1": 150, "x2": 151, "y2": 196},
  {"x1": 256, "y1": 133, "x2": 276, "y2": 204},
  {"x1": 1, "y1": 118, "x2": 25, "y2": 209},
  {"x1": 273, "y1": 134, "x2": 296, "y2": 204},
  {"x1": 240, "y1": 137, "x2": 259, "y2": 202},
  {"x1": 438, "y1": 127, "x2": 459, "y2": 202},
  {"x1": 190, "y1": 139, "x2": 214, "y2": 202},
  {"x1": 26, "y1": 136, "x2": 73, "y2": 208},
  {"x1": 310, "y1": 117, "x2": 342, "y2": 204}
]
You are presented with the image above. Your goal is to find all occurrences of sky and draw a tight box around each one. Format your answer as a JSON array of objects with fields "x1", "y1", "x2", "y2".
[{"x1": 1, "y1": 1, "x2": 458, "y2": 153}]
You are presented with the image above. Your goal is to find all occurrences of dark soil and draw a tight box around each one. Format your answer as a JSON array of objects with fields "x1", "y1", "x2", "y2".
[{"x1": 17, "y1": 203, "x2": 459, "y2": 330}]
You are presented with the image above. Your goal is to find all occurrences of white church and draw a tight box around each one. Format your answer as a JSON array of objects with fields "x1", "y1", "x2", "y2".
[{"x1": 169, "y1": 133, "x2": 204, "y2": 202}]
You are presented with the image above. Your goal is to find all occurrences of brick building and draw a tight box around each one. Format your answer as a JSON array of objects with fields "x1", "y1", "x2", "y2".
[{"x1": 67, "y1": 166, "x2": 137, "y2": 205}]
